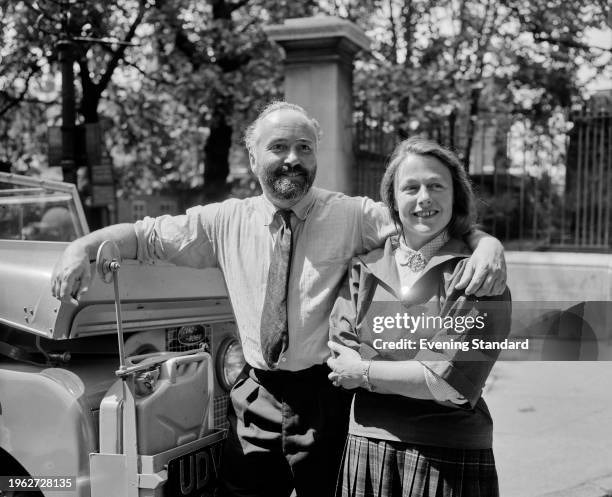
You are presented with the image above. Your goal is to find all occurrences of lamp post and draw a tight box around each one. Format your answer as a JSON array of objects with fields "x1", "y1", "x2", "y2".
[{"x1": 58, "y1": 38, "x2": 77, "y2": 185}]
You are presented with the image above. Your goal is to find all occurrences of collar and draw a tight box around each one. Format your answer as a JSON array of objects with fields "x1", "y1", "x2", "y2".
[
  {"x1": 261, "y1": 187, "x2": 316, "y2": 226},
  {"x1": 397, "y1": 231, "x2": 450, "y2": 269},
  {"x1": 358, "y1": 236, "x2": 470, "y2": 301},
  {"x1": 291, "y1": 187, "x2": 316, "y2": 220}
]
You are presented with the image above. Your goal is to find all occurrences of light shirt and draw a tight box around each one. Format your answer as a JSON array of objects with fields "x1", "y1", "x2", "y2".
[
  {"x1": 134, "y1": 187, "x2": 395, "y2": 371},
  {"x1": 395, "y1": 231, "x2": 450, "y2": 299},
  {"x1": 394, "y1": 230, "x2": 468, "y2": 405}
]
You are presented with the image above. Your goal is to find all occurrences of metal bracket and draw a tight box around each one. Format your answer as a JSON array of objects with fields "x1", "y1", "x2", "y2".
[
  {"x1": 96, "y1": 239, "x2": 122, "y2": 283},
  {"x1": 96, "y1": 240, "x2": 127, "y2": 372}
]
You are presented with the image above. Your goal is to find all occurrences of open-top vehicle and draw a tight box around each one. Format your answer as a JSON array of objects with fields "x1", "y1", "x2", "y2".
[{"x1": 0, "y1": 172, "x2": 245, "y2": 497}]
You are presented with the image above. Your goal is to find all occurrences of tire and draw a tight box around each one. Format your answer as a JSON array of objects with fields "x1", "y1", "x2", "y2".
[{"x1": 0, "y1": 452, "x2": 44, "y2": 497}]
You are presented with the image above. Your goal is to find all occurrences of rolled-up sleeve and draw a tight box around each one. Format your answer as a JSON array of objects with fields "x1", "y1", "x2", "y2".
[
  {"x1": 415, "y1": 288, "x2": 512, "y2": 408},
  {"x1": 133, "y1": 204, "x2": 219, "y2": 269},
  {"x1": 360, "y1": 198, "x2": 396, "y2": 252},
  {"x1": 329, "y1": 261, "x2": 362, "y2": 352}
]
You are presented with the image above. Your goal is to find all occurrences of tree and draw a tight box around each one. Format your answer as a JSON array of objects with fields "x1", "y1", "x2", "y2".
[
  {"x1": 346, "y1": 0, "x2": 610, "y2": 167},
  {"x1": 0, "y1": 0, "x2": 315, "y2": 202},
  {"x1": 1, "y1": 0, "x2": 609, "y2": 206},
  {"x1": 1, "y1": 0, "x2": 153, "y2": 227},
  {"x1": 1, "y1": 0, "x2": 150, "y2": 145}
]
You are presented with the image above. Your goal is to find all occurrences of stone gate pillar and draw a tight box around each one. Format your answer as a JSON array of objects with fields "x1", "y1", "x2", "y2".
[{"x1": 265, "y1": 16, "x2": 370, "y2": 194}]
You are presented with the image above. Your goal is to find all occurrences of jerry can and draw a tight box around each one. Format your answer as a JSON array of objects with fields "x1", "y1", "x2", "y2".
[{"x1": 99, "y1": 350, "x2": 214, "y2": 456}]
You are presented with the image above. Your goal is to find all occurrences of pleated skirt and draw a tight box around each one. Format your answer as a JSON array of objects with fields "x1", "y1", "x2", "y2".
[{"x1": 336, "y1": 434, "x2": 499, "y2": 497}]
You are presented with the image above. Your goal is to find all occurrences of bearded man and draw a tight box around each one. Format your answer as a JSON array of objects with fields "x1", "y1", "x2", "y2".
[{"x1": 51, "y1": 101, "x2": 506, "y2": 497}]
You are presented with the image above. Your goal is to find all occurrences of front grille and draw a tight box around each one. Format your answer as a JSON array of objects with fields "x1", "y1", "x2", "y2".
[
  {"x1": 166, "y1": 324, "x2": 231, "y2": 429},
  {"x1": 214, "y1": 395, "x2": 230, "y2": 429}
]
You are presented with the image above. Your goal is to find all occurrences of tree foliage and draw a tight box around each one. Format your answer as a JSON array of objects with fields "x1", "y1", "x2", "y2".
[
  {"x1": 0, "y1": 0, "x2": 609, "y2": 192},
  {"x1": 0, "y1": 0, "x2": 313, "y2": 190},
  {"x1": 348, "y1": 0, "x2": 610, "y2": 166}
]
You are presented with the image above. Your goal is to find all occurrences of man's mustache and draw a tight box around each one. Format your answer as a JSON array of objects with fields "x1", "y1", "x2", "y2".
[{"x1": 273, "y1": 165, "x2": 309, "y2": 177}]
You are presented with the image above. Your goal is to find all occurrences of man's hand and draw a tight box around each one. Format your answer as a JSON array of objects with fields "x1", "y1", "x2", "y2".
[
  {"x1": 50, "y1": 223, "x2": 139, "y2": 304},
  {"x1": 456, "y1": 234, "x2": 507, "y2": 296},
  {"x1": 51, "y1": 246, "x2": 92, "y2": 305},
  {"x1": 327, "y1": 341, "x2": 365, "y2": 390}
]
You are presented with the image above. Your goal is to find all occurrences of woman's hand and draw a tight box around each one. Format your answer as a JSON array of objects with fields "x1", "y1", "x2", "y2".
[
  {"x1": 327, "y1": 342, "x2": 437, "y2": 399},
  {"x1": 327, "y1": 341, "x2": 366, "y2": 390}
]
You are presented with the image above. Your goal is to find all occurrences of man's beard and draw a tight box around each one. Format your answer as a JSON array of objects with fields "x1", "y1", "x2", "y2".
[{"x1": 261, "y1": 164, "x2": 316, "y2": 201}]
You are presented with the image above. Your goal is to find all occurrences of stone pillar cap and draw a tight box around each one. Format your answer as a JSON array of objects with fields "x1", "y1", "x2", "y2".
[{"x1": 265, "y1": 15, "x2": 370, "y2": 52}]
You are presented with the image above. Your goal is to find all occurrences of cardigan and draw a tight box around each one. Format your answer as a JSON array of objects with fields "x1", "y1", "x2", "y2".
[{"x1": 329, "y1": 236, "x2": 512, "y2": 449}]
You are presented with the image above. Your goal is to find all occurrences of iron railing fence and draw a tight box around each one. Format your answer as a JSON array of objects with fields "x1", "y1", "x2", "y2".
[
  {"x1": 353, "y1": 103, "x2": 398, "y2": 200},
  {"x1": 353, "y1": 100, "x2": 612, "y2": 251}
]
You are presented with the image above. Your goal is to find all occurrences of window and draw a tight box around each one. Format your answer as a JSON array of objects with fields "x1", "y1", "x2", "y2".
[
  {"x1": 132, "y1": 200, "x2": 147, "y2": 221},
  {"x1": 159, "y1": 201, "x2": 175, "y2": 215}
]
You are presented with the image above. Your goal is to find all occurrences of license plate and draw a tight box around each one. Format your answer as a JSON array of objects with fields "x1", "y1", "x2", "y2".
[{"x1": 166, "y1": 440, "x2": 223, "y2": 497}]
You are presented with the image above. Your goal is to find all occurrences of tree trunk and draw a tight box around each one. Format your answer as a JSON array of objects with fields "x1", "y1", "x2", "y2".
[
  {"x1": 198, "y1": 0, "x2": 243, "y2": 200},
  {"x1": 59, "y1": 42, "x2": 77, "y2": 185},
  {"x1": 463, "y1": 87, "x2": 481, "y2": 171},
  {"x1": 203, "y1": 98, "x2": 233, "y2": 201},
  {"x1": 402, "y1": 0, "x2": 415, "y2": 68},
  {"x1": 80, "y1": 89, "x2": 100, "y2": 124}
]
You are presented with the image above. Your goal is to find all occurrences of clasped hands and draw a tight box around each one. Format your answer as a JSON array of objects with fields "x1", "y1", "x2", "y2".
[{"x1": 326, "y1": 341, "x2": 366, "y2": 390}]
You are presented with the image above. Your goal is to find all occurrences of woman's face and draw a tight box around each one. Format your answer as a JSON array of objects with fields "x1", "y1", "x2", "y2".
[{"x1": 394, "y1": 153, "x2": 454, "y2": 249}]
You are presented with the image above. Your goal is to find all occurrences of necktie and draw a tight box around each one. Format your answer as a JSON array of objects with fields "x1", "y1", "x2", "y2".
[{"x1": 260, "y1": 209, "x2": 293, "y2": 368}]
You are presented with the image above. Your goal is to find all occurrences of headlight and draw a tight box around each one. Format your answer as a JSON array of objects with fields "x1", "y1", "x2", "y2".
[{"x1": 216, "y1": 337, "x2": 245, "y2": 391}]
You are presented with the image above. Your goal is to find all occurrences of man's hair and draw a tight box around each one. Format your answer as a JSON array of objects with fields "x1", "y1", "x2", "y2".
[
  {"x1": 244, "y1": 101, "x2": 322, "y2": 157},
  {"x1": 379, "y1": 136, "x2": 476, "y2": 239}
]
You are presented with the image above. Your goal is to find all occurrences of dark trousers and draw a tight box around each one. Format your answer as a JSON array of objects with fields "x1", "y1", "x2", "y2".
[{"x1": 218, "y1": 364, "x2": 352, "y2": 497}]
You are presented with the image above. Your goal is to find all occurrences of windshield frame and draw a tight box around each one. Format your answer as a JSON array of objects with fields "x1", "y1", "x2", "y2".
[{"x1": 0, "y1": 172, "x2": 89, "y2": 240}]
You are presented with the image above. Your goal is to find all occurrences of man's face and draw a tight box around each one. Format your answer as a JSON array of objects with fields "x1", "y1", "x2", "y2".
[{"x1": 250, "y1": 109, "x2": 318, "y2": 208}]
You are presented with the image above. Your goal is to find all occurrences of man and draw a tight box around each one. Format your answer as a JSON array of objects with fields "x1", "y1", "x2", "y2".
[{"x1": 52, "y1": 101, "x2": 506, "y2": 497}]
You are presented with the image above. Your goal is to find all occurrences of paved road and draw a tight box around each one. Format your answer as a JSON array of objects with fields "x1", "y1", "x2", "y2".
[{"x1": 487, "y1": 362, "x2": 612, "y2": 497}]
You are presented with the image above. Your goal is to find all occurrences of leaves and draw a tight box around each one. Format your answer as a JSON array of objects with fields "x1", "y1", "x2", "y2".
[
  {"x1": 349, "y1": 0, "x2": 609, "y2": 166},
  {"x1": 0, "y1": 0, "x2": 609, "y2": 195}
]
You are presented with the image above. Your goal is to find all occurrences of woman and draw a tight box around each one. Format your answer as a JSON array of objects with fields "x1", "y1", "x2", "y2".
[{"x1": 328, "y1": 136, "x2": 511, "y2": 497}]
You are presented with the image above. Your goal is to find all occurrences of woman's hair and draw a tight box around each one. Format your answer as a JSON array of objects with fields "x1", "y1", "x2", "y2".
[{"x1": 379, "y1": 136, "x2": 476, "y2": 239}]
